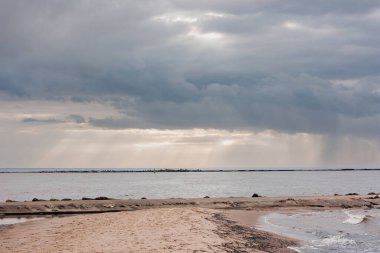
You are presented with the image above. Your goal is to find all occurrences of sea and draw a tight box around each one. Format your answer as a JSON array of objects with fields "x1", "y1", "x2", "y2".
[
  {"x1": 1, "y1": 168, "x2": 380, "y2": 252},
  {"x1": 258, "y1": 209, "x2": 380, "y2": 253},
  {"x1": 0, "y1": 168, "x2": 379, "y2": 201}
]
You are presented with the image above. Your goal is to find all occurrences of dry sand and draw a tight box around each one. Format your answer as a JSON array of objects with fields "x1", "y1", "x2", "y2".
[
  {"x1": 1, "y1": 208, "x2": 228, "y2": 253},
  {"x1": 0, "y1": 207, "x2": 297, "y2": 253},
  {"x1": 1, "y1": 195, "x2": 379, "y2": 253}
]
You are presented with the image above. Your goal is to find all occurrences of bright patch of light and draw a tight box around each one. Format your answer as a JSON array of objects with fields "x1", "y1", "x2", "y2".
[
  {"x1": 153, "y1": 15, "x2": 198, "y2": 23},
  {"x1": 368, "y1": 8, "x2": 380, "y2": 20},
  {"x1": 187, "y1": 27, "x2": 224, "y2": 41},
  {"x1": 283, "y1": 21, "x2": 303, "y2": 30},
  {"x1": 153, "y1": 11, "x2": 229, "y2": 25},
  {"x1": 220, "y1": 139, "x2": 235, "y2": 146},
  {"x1": 282, "y1": 21, "x2": 337, "y2": 35},
  {"x1": 205, "y1": 12, "x2": 226, "y2": 18}
]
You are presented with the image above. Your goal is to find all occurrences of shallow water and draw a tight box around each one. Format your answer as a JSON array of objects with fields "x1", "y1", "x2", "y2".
[
  {"x1": 0, "y1": 217, "x2": 45, "y2": 226},
  {"x1": 257, "y1": 209, "x2": 380, "y2": 253},
  {"x1": 1, "y1": 170, "x2": 379, "y2": 201}
]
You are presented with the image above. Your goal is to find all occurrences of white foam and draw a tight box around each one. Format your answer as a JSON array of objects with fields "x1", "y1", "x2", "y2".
[
  {"x1": 288, "y1": 246, "x2": 302, "y2": 252},
  {"x1": 343, "y1": 211, "x2": 369, "y2": 224},
  {"x1": 318, "y1": 234, "x2": 356, "y2": 246}
]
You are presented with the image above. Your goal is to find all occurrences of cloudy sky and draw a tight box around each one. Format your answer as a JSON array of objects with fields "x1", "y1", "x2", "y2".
[{"x1": 1, "y1": 0, "x2": 380, "y2": 168}]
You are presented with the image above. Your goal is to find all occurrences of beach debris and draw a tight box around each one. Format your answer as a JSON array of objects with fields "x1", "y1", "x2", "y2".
[
  {"x1": 227, "y1": 201, "x2": 238, "y2": 207},
  {"x1": 5, "y1": 199, "x2": 16, "y2": 202},
  {"x1": 345, "y1": 193, "x2": 358, "y2": 196},
  {"x1": 49, "y1": 198, "x2": 59, "y2": 201},
  {"x1": 278, "y1": 198, "x2": 297, "y2": 204},
  {"x1": 341, "y1": 204, "x2": 352, "y2": 209},
  {"x1": 80, "y1": 204, "x2": 91, "y2": 209},
  {"x1": 61, "y1": 198, "x2": 72, "y2": 201},
  {"x1": 82, "y1": 197, "x2": 93, "y2": 200},
  {"x1": 95, "y1": 196, "x2": 111, "y2": 200},
  {"x1": 102, "y1": 204, "x2": 114, "y2": 208},
  {"x1": 204, "y1": 196, "x2": 210, "y2": 198},
  {"x1": 32, "y1": 198, "x2": 46, "y2": 202},
  {"x1": 67, "y1": 203, "x2": 78, "y2": 208},
  {"x1": 251, "y1": 193, "x2": 261, "y2": 198}
]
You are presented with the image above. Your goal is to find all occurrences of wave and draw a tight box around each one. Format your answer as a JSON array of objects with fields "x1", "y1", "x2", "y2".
[{"x1": 343, "y1": 211, "x2": 370, "y2": 225}]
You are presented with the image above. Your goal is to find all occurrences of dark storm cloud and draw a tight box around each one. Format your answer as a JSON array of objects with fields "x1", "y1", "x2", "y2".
[{"x1": 1, "y1": 0, "x2": 380, "y2": 136}]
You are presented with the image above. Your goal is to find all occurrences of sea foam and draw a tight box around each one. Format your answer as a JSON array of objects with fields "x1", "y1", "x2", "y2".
[{"x1": 343, "y1": 211, "x2": 369, "y2": 225}]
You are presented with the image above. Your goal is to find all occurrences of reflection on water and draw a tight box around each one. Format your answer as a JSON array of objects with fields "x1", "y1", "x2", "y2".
[{"x1": 257, "y1": 209, "x2": 380, "y2": 253}]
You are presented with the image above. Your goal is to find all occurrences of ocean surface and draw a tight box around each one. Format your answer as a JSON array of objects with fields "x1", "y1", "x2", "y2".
[
  {"x1": 0, "y1": 169, "x2": 379, "y2": 201},
  {"x1": 258, "y1": 209, "x2": 380, "y2": 253}
]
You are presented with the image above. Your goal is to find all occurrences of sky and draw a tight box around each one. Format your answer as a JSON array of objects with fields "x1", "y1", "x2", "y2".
[{"x1": 1, "y1": 0, "x2": 380, "y2": 168}]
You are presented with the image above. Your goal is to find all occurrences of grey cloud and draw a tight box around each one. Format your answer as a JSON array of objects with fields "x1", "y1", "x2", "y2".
[
  {"x1": 68, "y1": 114, "x2": 86, "y2": 124},
  {"x1": 2, "y1": 0, "x2": 380, "y2": 136},
  {"x1": 22, "y1": 114, "x2": 87, "y2": 124},
  {"x1": 23, "y1": 118, "x2": 64, "y2": 124}
]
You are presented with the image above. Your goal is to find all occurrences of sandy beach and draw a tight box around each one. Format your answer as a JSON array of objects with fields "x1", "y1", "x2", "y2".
[{"x1": 0, "y1": 195, "x2": 379, "y2": 252}]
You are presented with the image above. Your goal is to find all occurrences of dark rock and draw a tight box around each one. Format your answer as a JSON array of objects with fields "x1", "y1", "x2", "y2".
[
  {"x1": 341, "y1": 204, "x2": 352, "y2": 208},
  {"x1": 334, "y1": 193, "x2": 341, "y2": 196},
  {"x1": 61, "y1": 198, "x2": 72, "y2": 201},
  {"x1": 5, "y1": 199, "x2": 16, "y2": 202},
  {"x1": 345, "y1": 193, "x2": 358, "y2": 196},
  {"x1": 251, "y1": 193, "x2": 261, "y2": 198},
  {"x1": 204, "y1": 196, "x2": 210, "y2": 198},
  {"x1": 32, "y1": 198, "x2": 46, "y2": 202},
  {"x1": 368, "y1": 192, "x2": 376, "y2": 195},
  {"x1": 141, "y1": 197, "x2": 147, "y2": 200},
  {"x1": 49, "y1": 198, "x2": 59, "y2": 201},
  {"x1": 95, "y1": 196, "x2": 111, "y2": 200},
  {"x1": 82, "y1": 197, "x2": 93, "y2": 200},
  {"x1": 369, "y1": 195, "x2": 379, "y2": 199}
]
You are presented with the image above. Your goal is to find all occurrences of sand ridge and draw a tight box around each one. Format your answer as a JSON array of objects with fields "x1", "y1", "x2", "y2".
[{"x1": 0, "y1": 208, "x2": 231, "y2": 253}]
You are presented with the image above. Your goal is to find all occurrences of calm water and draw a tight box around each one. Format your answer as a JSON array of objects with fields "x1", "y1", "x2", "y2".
[
  {"x1": 258, "y1": 209, "x2": 380, "y2": 253},
  {"x1": 0, "y1": 170, "x2": 379, "y2": 201}
]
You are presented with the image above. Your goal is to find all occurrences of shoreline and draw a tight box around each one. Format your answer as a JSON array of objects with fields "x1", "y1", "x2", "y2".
[
  {"x1": 1, "y1": 195, "x2": 379, "y2": 252},
  {"x1": 1, "y1": 195, "x2": 379, "y2": 216},
  {"x1": 1, "y1": 168, "x2": 380, "y2": 173}
]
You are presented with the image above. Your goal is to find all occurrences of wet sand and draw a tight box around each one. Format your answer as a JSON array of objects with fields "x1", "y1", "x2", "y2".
[{"x1": 0, "y1": 195, "x2": 379, "y2": 252}]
